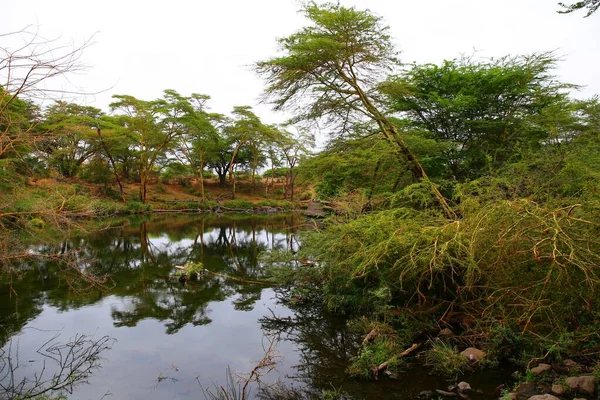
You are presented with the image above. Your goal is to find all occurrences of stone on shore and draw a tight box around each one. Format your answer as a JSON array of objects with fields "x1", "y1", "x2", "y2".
[{"x1": 460, "y1": 347, "x2": 485, "y2": 362}]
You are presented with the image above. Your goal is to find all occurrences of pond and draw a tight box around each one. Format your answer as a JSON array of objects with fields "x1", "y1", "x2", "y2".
[{"x1": 0, "y1": 214, "x2": 509, "y2": 399}]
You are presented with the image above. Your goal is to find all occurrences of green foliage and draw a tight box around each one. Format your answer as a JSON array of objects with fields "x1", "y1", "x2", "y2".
[
  {"x1": 315, "y1": 172, "x2": 344, "y2": 199},
  {"x1": 187, "y1": 262, "x2": 204, "y2": 274},
  {"x1": 390, "y1": 182, "x2": 438, "y2": 210},
  {"x1": 348, "y1": 339, "x2": 402, "y2": 379},
  {"x1": 262, "y1": 167, "x2": 287, "y2": 178},
  {"x1": 383, "y1": 54, "x2": 575, "y2": 181},
  {"x1": 282, "y1": 128, "x2": 600, "y2": 363},
  {"x1": 126, "y1": 201, "x2": 152, "y2": 214},
  {"x1": 28, "y1": 218, "x2": 46, "y2": 230},
  {"x1": 424, "y1": 341, "x2": 469, "y2": 378},
  {"x1": 161, "y1": 162, "x2": 192, "y2": 184},
  {"x1": 79, "y1": 157, "x2": 113, "y2": 184},
  {"x1": 256, "y1": 200, "x2": 293, "y2": 209},
  {"x1": 221, "y1": 200, "x2": 254, "y2": 209}
]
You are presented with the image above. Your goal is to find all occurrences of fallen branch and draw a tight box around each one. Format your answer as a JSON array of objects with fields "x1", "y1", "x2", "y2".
[
  {"x1": 362, "y1": 327, "x2": 380, "y2": 347},
  {"x1": 372, "y1": 342, "x2": 421, "y2": 379},
  {"x1": 201, "y1": 269, "x2": 271, "y2": 285}
]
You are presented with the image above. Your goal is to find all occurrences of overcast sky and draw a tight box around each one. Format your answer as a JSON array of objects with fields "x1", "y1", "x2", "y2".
[{"x1": 2, "y1": 0, "x2": 599, "y2": 127}]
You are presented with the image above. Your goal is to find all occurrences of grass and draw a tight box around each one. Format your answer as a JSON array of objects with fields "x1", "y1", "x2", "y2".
[
  {"x1": 347, "y1": 338, "x2": 404, "y2": 379},
  {"x1": 424, "y1": 340, "x2": 469, "y2": 378}
]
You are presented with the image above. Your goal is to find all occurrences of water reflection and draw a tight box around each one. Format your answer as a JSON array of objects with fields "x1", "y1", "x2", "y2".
[
  {"x1": 0, "y1": 214, "x2": 509, "y2": 400},
  {"x1": 0, "y1": 214, "x2": 302, "y2": 339}
]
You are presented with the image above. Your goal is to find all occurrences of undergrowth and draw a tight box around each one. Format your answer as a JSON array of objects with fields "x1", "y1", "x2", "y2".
[{"x1": 268, "y1": 132, "x2": 600, "y2": 375}]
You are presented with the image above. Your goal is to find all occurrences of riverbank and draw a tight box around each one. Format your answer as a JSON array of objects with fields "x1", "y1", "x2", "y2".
[{"x1": 0, "y1": 177, "x2": 303, "y2": 220}]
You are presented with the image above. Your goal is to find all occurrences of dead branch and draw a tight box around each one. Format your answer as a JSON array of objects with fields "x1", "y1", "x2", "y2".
[
  {"x1": 0, "y1": 333, "x2": 114, "y2": 399},
  {"x1": 372, "y1": 342, "x2": 421, "y2": 379}
]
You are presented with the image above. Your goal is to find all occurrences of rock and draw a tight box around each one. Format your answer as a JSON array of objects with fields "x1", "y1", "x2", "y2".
[
  {"x1": 506, "y1": 393, "x2": 518, "y2": 400},
  {"x1": 516, "y1": 382, "x2": 537, "y2": 399},
  {"x1": 537, "y1": 383, "x2": 552, "y2": 395},
  {"x1": 438, "y1": 328, "x2": 455, "y2": 337},
  {"x1": 565, "y1": 375, "x2": 596, "y2": 395},
  {"x1": 304, "y1": 201, "x2": 325, "y2": 218},
  {"x1": 435, "y1": 389, "x2": 457, "y2": 397},
  {"x1": 457, "y1": 382, "x2": 472, "y2": 393},
  {"x1": 419, "y1": 390, "x2": 434, "y2": 398},
  {"x1": 563, "y1": 359, "x2": 578, "y2": 368},
  {"x1": 460, "y1": 347, "x2": 486, "y2": 362},
  {"x1": 511, "y1": 371, "x2": 520, "y2": 380},
  {"x1": 550, "y1": 384, "x2": 565, "y2": 396},
  {"x1": 383, "y1": 370, "x2": 398, "y2": 380},
  {"x1": 529, "y1": 363, "x2": 552, "y2": 376},
  {"x1": 447, "y1": 384, "x2": 457, "y2": 392},
  {"x1": 527, "y1": 395, "x2": 559, "y2": 400}
]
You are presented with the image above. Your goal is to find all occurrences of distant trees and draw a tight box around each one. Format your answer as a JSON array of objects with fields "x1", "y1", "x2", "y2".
[
  {"x1": 40, "y1": 102, "x2": 103, "y2": 178},
  {"x1": 109, "y1": 90, "x2": 225, "y2": 203}
]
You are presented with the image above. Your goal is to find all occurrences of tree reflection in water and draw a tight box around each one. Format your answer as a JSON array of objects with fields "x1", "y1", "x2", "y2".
[{"x1": 0, "y1": 213, "x2": 303, "y2": 338}]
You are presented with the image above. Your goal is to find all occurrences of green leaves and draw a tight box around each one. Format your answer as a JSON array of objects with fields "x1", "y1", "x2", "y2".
[
  {"x1": 256, "y1": 2, "x2": 397, "y2": 131},
  {"x1": 382, "y1": 53, "x2": 577, "y2": 180}
]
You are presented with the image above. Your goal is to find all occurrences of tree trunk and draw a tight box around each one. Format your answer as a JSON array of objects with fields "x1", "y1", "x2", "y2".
[
  {"x1": 251, "y1": 164, "x2": 256, "y2": 196},
  {"x1": 227, "y1": 141, "x2": 245, "y2": 200},
  {"x1": 269, "y1": 160, "x2": 275, "y2": 197},
  {"x1": 199, "y1": 151, "x2": 205, "y2": 201},
  {"x1": 232, "y1": 166, "x2": 237, "y2": 200},
  {"x1": 218, "y1": 171, "x2": 227, "y2": 186},
  {"x1": 340, "y1": 67, "x2": 456, "y2": 219},
  {"x1": 366, "y1": 159, "x2": 382, "y2": 204},
  {"x1": 290, "y1": 166, "x2": 294, "y2": 202}
]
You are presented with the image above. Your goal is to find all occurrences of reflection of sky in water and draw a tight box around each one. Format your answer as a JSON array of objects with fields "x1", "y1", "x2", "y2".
[
  {"x1": 11, "y1": 292, "x2": 298, "y2": 400},
  {"x1": 2, "y1": 221, "x2": 301, "y2": 400}
]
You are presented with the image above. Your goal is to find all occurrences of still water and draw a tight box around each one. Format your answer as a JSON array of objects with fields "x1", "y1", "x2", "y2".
[{"x1": 0, "y1": 214, "x2": 507, "y2": 399}]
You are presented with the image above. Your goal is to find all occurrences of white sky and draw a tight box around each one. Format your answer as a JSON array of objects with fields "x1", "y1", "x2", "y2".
[{"x1": 2, "y1": 0, "x2": 599, "y2": 127}]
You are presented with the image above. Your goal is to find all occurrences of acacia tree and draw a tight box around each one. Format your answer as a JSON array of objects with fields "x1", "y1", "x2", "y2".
[
  {"x1": 256, "y1": 2, "x2": 455, "y2": 218},
  {"x1": 40, "y1": 102, "x2": 103, "y2": 177},
  {"x1": 277, "y1": 128, "x2": 313, "y2": 202},
  {"x1": 94, "y1": 115, "x2": 132, "y2": 201},
  {"x1": 382, "y1": 54, "x2": 574, "y2": 181},
  {"x1": 225, "y1": 106, "x2": 266, "y2": 199},
  {"x1": 110, "y1": 91, "x2": 191, "y2": 203},
  {"x1": 165, "y1": 92, "x2": 217, "y2": 200}
]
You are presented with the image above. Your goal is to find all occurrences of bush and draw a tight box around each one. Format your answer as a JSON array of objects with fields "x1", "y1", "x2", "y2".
[
  {"x1": 234, "y1": 171, "x2": 251, "y2": 181},
  {"x1": 348, "y1": 339, "x2": 403, "y2": 379},
  {"x1": 78, "y1": 158, "x2": 112, "y2": 184},
  {"x1": 126, "y1": 201, "x2": 152, "y2": 214},
  {"x1": 154, "y1": 182, "x2": 167, "y2": 194},
  {"x1": 315, "y1": 172, "x2": 344, "y2": 199},
  {"x1": 298, "y1": 191, "x2": 313, "y2": 201},
  {"x1": 202, "y1": 170, "x2": 215, "y2": 179},
  {"x1": 28, "y1": 218, "x2": 46, "y2": 230},
  {"x1": 256, "y1": 200, "x2": 293, "y2": 209}
]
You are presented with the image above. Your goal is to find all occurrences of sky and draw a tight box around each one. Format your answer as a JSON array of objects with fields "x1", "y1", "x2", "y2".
[{"x1": 2, "y1": 0, "x2": 599, "y2": 128}]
